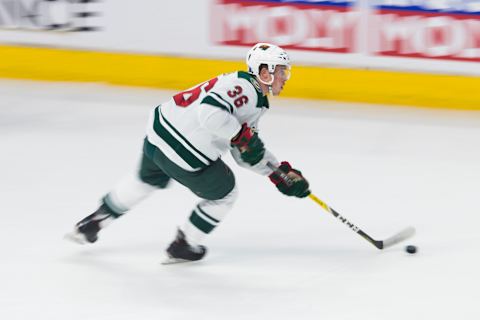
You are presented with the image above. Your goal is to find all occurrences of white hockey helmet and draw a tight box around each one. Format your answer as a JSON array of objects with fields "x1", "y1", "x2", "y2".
[{"x1": 246, "y1": 43, "x2": 291, "y2": 78}]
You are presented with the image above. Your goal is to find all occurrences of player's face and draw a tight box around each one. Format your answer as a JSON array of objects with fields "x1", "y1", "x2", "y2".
[{"x1": 271, "y1": 65, "x2": 290, "y2": 96}]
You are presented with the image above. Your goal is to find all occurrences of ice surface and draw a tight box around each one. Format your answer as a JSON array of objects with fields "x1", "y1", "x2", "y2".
[{"x1": 1, "y1": 80, "x2": 479, "y2": 320}]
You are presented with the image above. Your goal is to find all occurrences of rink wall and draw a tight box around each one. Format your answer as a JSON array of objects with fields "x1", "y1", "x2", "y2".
[
  {"x1": 1, "y1": 0, "x2": 480, "y2": 110},
  {"x1": 2, "y1": 44, "x2": 479, "y2": 110}
]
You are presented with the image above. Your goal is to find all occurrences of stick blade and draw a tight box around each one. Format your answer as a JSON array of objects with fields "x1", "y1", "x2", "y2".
[{"x1": 381, "y1": 226, "x2": 416, "y2": 249}]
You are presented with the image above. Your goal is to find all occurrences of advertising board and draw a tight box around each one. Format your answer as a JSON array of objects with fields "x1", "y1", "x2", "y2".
[{"x1": 0, "y1": 0, "x2": 479, "y2": 75}]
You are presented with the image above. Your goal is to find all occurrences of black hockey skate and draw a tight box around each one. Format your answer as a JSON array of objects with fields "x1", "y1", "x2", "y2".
[
  {"x1": 65, "y1": 204, "x2": 116, "y2": 244},
  {"x1": 163, "y1": 229, "x2": 207, "y2": 264}
]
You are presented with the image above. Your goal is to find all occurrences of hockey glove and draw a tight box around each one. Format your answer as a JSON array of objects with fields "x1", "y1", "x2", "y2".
[
  {"x1": 269, "y1": 161, "x2": 310, "y2": 198},
  {"x1": 231, "y1": 123, "x2": 265, "y2": 166}
]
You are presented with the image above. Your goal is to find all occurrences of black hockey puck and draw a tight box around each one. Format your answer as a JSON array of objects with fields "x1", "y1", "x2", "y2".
[{"x1": 405, "y1": 245, "x2": 417, "y2": 254}]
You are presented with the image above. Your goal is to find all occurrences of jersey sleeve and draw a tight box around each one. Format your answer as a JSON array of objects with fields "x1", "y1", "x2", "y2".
[
  {"x1": 197, "y1": 74, "x2": 259, "y2": 139},
  {"x1": 230, "y1": 148, "x2": 279, "y2": 176},
  {"x1": 197, "y1": 103, "x2": 241, "y2": 140},
  {"x1": 225, "y1": 74, "x2": 276, "y2": 174},
  {"x1": 198, "y1": 91, "x2": 242, "y2": 140}
]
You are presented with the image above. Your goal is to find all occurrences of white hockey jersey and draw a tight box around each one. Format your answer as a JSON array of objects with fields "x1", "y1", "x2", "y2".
[{"x1": 146, "y1": 71, "x2": 278, "y2": 174}]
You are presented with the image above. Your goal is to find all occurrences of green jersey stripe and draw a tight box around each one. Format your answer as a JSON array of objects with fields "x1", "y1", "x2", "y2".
[
  {"x1": 158, "y1": 108, "x2": 214, "y2": 163},
  {"x1": 210, "y1": 92, "x2": 234, "y2": 113},
  {"x1": 153, "y1": 109, "x2": 207, "y2": 169},
  {"x1": 201, "y1": 95, "x2": 232, "y2": 113}
]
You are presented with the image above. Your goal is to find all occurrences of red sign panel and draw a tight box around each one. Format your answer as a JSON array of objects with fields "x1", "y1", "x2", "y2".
[{"x1": 211, "y1": 0, "x2": 358, "y2": 53}]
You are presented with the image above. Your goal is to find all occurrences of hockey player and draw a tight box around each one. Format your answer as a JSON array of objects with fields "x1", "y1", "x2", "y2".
[{"x1": 66, "y1": 43, "x2": 310, "y2": 263}]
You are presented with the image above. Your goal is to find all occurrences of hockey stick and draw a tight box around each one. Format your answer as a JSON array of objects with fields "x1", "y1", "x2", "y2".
[{"x1": 267, "y1": 162, "x2": 415, "y2": 250}]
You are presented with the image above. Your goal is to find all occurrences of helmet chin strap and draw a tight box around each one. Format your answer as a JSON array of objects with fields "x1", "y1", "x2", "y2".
[{"x1": 258, "y1": 73, "x2": 275, "y2": 96}]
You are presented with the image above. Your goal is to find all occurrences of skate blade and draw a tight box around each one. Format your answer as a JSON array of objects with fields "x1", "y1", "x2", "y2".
[
  {"x1": 64, "y1": 231, "x2": 88, "y2": 245},
  {"x1": 161, "y1": 257, "x2": 191, "y2": 265},
  {"x1": 161, "y1": 255, "x2": 202, "y2": 265}
]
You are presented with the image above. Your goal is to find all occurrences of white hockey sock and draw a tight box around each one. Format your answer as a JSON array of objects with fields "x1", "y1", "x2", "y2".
[
  {"x1": 103, "y1": 173, "x2": 158, "y2": 215},
  {"x1": 181, "y1": 185, "x2": 238, "y2": 245}
]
